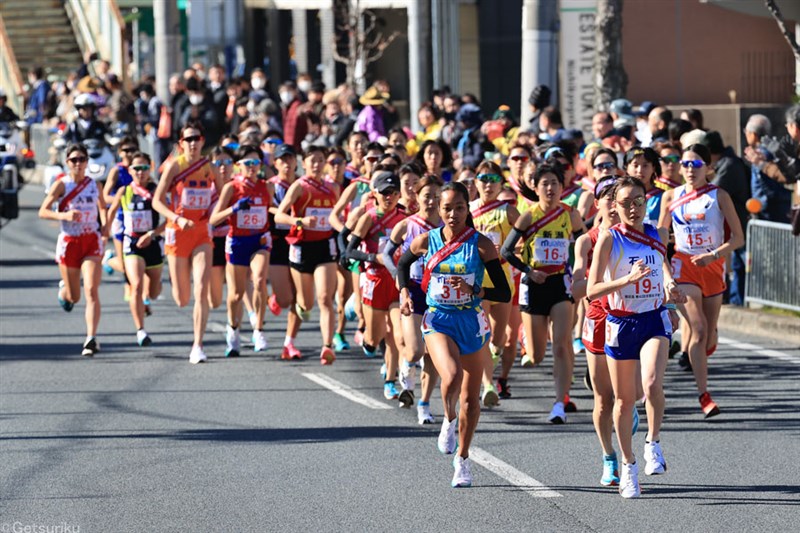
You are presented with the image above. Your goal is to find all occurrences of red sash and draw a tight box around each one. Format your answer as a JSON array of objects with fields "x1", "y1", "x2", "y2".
[
  {"x1": 612, "y1": 223, "x2": 667, "y2": 257},
  {"x1": 269, "y1": 177, "x2": 292, "y2": 191},
  {"x1": 421, "y1": 227, "x2": 476, "y2": 293},
  {"x1": 668, "y1": 184, "x2": 717, "y2": 213},
  {"x1": 169, "y1": 157, "x2": 209, "y2": 190},
  {"x1": 522, "y1": 205, "x2": 567, "y2": 240},
  {"x1": 656, "y1": 176, "x2": 681, "y2": 189},
  {"x1": 131, "y1": 182, "x2": 153, "y2": 201},
  {"x1": 560, "y1": 184, "x2": 579, "y2": 199},
  {"x1": 506, "y1": 177, "x2": 522, "y2": 196},
  {"x1": 367, "y1": 208, "x2": 405, "y2": 241},
  {"x1": 646, "y1": 187, "x2": 663, "y2": 200},
  {"x1": 58, "y1": 177, "x2": 92, "y2": 212},
  {"x1": 408, "y1": 214, "x2": 436, "y2": 232},
  {"x1": 471, "y1": 199, "x2": 507, "y2": 219},
  {"x1": 301, "y1": 176, "x2": 334, "y2": 196}
]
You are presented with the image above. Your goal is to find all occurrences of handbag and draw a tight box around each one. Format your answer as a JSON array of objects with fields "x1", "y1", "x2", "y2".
[{"x1": 156, "y1": 106, "x2": 172, "y2": 140}]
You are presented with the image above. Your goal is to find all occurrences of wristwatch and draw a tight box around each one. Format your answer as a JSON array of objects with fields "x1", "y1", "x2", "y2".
[
  {"x1": 295, "y1": 218, "x2": 303, "y2": 227},
  {"x1": 712, "y1": 250, "x2": 720, "y2": 260},
  {"x1": 472, "y1": 282, "x2": 482, "y2": 297}
]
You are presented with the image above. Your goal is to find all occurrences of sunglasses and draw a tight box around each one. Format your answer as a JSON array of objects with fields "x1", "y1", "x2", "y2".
[
  {"x1": 131, "y1": 164, "x2": 151, "y2": 172},
  {"x1": 681, "y1": 160, "x2": 704, "y2": 169},
  {"x1": 181, "y1": 135, "x2": 203, "y2": 144},
  {"x1": 212, "y1": 159, "x2": 233, "y2": 167},
  {"x1": 327, "y1": 158, "x2": 344, "y2": 165},
  {"x1": 238, "y1": 159, "x2": 262, "y2": 167},
  {"x1": 379, "y1": 188, "x2": 399, "y2": 196},
  {"x1": 593, "y1": 162, "x2": 616, "y2": 171},
  {"x1": 365, "y1": 155, "x2": 382, "y2": 163},
  {"x1": 67, "y1": 156, "x2": 88, "y2": 164},
  {"x1": 660, "y1": 155, "x2": 680, "y2": 164},
  {"x1": 616, "y1": 196, "x2": 646, "y2": 209},
  {"x1": 476, "y1": 173, "x2": 503, "y2": 183},
  {"x1": 264, "y1": 138, "x2": 283, "y2": 145},
  {"x1": 119, "y1": 146, "x2": 137, "y2": 153},
  {"x1": 457, "y1": 178, "x2": 476, "y2": 185},
  {"x1": 509, "y1": 155, "x2": 529, "y2": 162}
]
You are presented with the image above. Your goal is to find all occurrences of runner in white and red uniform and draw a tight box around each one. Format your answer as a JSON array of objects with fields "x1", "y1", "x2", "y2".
[{"x1": 39, "y1": 143, "x2": 107, "y2": 357}]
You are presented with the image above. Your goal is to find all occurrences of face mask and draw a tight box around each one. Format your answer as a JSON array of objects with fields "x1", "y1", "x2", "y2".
[
  {"x1": 189, "y1": 94, "x2": 203, "y2": 106},
  {"x1": 298, "y1": 81, "x2": 311, "y2": 93},
  {"x1": 280, "y1": 91, "x2": 294, "y2": 105},
  {"x1": 251, "y1": 77, "x2": 265, "y2": 90},
  {"x1": 209, "y1": 81, "x2": 221, "y2": 91},
  {"x1": 246, "y1": 101, "x2": 256, "y2": 114}
]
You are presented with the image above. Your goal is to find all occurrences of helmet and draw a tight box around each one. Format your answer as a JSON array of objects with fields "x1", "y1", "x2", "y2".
[
  {"x1": 0, "y1": 88, "x2": 6, "y2": 98},
  {"x1": 74, "y1": 93, "x2": 95, "y2": 108}
]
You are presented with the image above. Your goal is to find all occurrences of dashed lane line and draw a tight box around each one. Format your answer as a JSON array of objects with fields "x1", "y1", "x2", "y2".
[{"x1": 302, "y1": 372, "x2": 393, "y2": 410}]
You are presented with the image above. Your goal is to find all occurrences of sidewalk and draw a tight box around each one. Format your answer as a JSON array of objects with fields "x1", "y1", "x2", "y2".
[{"x1": 718, "y1": 305, "x2": 800, "y2": 346}]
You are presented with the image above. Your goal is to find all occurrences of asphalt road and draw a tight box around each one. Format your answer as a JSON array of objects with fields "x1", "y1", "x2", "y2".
[{"x1": 2, "y1": 187, "x2": 799, "y2": 532}]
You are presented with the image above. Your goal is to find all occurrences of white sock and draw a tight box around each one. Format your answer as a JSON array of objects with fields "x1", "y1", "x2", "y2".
[{"x1": 284, "y1": 336, "x2": 294, "y2": 347}]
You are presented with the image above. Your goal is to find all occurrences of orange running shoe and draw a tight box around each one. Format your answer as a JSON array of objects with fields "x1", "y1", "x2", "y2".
[
  {"x1": 320, "y1": 346, "x2": 336, "y2": 365},
  {"x1": 699, "y1": 392, "x2": 720, "y2": 418},
  {"x1": 268, "y1": 294, "x2": 281, "y2": 316}
]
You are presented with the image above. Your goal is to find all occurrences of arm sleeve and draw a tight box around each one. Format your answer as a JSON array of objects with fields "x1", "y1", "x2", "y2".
[
  {"x1": 345, "y1": 234, "x2": 376, "y2": 264},
  {"x1": 481, "y1": 258, "x2": 512, "y2": 303},
  {"x1": 380, "y1": 239, "x2": 402, "y2": 278},
  {"x1": 337, "y1": 226, "x2": 351, "y2": 255},
  {"x1": 500, "y1": 227, "x2": 531, "y2": 274},
  {"x1": 397, "y1": 248, "x2": 422, "y2": 290}
]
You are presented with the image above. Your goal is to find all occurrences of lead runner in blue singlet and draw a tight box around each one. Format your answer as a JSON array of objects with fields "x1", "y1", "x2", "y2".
[{"x1": 396, "y1": 182, "x2": 511, "y2": 489}]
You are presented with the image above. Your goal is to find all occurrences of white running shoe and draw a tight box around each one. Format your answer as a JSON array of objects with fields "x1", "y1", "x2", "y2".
[
  {"x1": 252, "y1": 330, "x2": 268, "y2": 352},
  {"x1": 225, "y1": 325, "x2": 241, "y2": 357},
  {"x1": 189, "y1": 345, "x2": 207, "y2": 364},
  {"x1": 451, "y1": 455, "x2": 473, "y2": 488},
  {"x1": 399, "y1": 360, "x2": 417, "y2": 392},
  {"x1": 248, "y1": 310, "x2": 258, "y2": 330},
  {"x1": 548, "y1": 401, "x2": 567, "y2": 424},
  {"x1": 437, "y1": 417, "x2": 457, "y2": 454},
  {"x1": 417, "y1": 403, "x2": 435, "y2": 425},
  {"x1": 619, "y1": 461, "x2": 641, "y2": 498},
  {"x1": 643, "y1": 441, "x2": 667, "y2": 475},
  {"x1": 136, "y1": 329, "x2": 152, "y2": 347}
]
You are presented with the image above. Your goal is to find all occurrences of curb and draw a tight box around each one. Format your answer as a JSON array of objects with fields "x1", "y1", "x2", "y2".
[{"x1": 718, "y1": 305, "x2": 800, "y2": 346}]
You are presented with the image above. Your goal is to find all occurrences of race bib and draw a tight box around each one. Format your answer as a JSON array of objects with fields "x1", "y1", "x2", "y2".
[
  {"x1": 236, "y1": 206, "x2": 267, "y2": 229},
  {"x1": 605, "y1": 320, "x2": 620, "y2": 348},
  {"x1": 306, "y1": 207, "x2": 332, "y2": 231},
  {"x1": 362, "y1": 277, "x2": 376, "y2": 301},
  {"x1": 619, "y1": 273, "x2": 662, "y2": 305},
  {"x1": 180, "y1": 187, "x2": 211, "y2": 210},
  {"x1": 429, "y1": 273, "x2": 475, "y2": 306},
  {"x1": 124, "y1": 210, "x2": 153, "y2": 234},
  {"x1": 165, "y1": 227, "x2": 176, "y2": 246},
  {"x1": 476, "y1": 309, "x2": 491, "y2": 337},
  {"x1": 534, "y1": 238, "x2": 569, "y2": 266},
  {"x1": 677, "y1": 224, "x2": 713, "y2": 254},
  {"x1": 582, "y1": 317, "x2": 595, "y2": 342},
  {"x1": 289, "y1": 244, "x2": 301, "y2": 264}
]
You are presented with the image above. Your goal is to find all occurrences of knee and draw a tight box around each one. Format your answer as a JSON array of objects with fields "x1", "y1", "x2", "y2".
[
  {"x1": 615, "y1": 396, "x2": 636, "y2": 413},
  {"x1": 174, "y1": 292, "x2": 190, "y2": 308},
  {"x1": 692, "y1": 322, "x2": 708, "y2": 342},
  {"x1": 317, "y1": 292, "x2": 334, "y2": 307}
]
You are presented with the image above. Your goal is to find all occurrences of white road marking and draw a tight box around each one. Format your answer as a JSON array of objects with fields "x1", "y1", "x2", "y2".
[
  {"x1": 302, "y1": 372, "x2": 393, "y2": 410},
  {"x1": 718, "y1": 336, "x2": 800, "y2": 365},
  {"x1": 30, "y1": 244, "x2": 56, "y2": 260},
  {"x1": 469, "y1": 447, "x2": 562, "y2": 498}
]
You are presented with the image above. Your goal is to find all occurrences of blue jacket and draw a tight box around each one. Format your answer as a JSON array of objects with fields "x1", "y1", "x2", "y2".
[{"x1": 25, "y1": 80, "x2": 51, "y2": 124}]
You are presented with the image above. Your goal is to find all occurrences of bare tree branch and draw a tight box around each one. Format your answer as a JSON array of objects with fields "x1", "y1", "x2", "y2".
[
  {"x1": 366, "y1": 31, "x2": 401, "y2": 64},
  {"x1": 764, "y1": 0, "x2": 800, "y2": 63}
]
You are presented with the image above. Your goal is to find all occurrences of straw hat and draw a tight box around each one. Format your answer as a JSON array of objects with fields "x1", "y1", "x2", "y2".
[{"x1": 359, "y1": 85, "x2": 389, "y2": 106}]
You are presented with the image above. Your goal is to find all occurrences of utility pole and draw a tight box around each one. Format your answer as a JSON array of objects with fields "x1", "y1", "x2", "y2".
[
  {"x1": 520, "y1": 0, "x2": 558, "y2": 127},
  {"x1": 154, "y1": 0, "x2": 182, "y2": 103},
  {"x1": 407, "y1": 0, "x2": 430, "y2": 132}
]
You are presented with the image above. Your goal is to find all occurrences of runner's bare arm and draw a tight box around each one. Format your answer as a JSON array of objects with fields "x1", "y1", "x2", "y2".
[
  {"x1": 38, "y1": 180, "x2": 69, "y2": 221},
  {"x1": 329, "y1": 181, "x2": 358, "y2": 232},
  {"x1": 656, "y1": 189, "x2": 675, "y2": 230},
  {"x1": 571, "y1": 233, "x2": 592, "y2": 300},
  {"x1": 209, "y1": 182, "x2": 235, "y2": 227},
  {"x1": 103, "y1": 165, "x2": 119, "y2": 205},
  {"x1": 273, "y1": 181, "x2": 307, "y2": 226}
]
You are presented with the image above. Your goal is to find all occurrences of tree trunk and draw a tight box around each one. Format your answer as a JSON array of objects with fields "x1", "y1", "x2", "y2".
[{"x1": 593, "y1": 0, "x2": 628, "y2": 111}]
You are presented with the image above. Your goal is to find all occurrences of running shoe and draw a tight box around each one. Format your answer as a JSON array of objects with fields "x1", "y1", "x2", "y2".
[
  {"x1": 699, "y1": 392, "x2": 720, "y2": 418},
  {"x1": 399, "y1": 360, "x2": 416, "y2": 393},
  {"x1": 644, "y1": 441, "x2": 667, "y2": 475},
  {"x1": 281, "y1": 343, "x2": 302, "y2": 360},
  {"x1": 353, "y1": 329, "x2": 364, "y2": 347},
  {"x1": 417, "y1": 402, "x2": 435, "y2": 425},
  {"x1": 344, "y1": 294, "x2": 357, "y2": 321},
  {"x1": 438, "y1": 417, "x2": 457, "y2": 454},
  {"x1": 451, "y1": 455, "x2": 473, "y2": 488},
  {"x1": 332, "y1": 332, "x2": 350, "y2": 352},
  {"x1": 136, "y1": 329, "x2": 152, "y2": 347},
  {"x1": 143, "y1": 297, "x2": 152, "y2": 317},
  {"x1": 632, "y1": 406, "x2": 640, "y2": 436},
  {"x1": 102, "y1": 249, "x2": 114, "y2": 275},
  {"x1": 189, "y1": 345, "x2": 207, "y2": 364},
  {"x1": 520, "y1": 354, "x2": 535, "y2": 368},
  {"x1": 363, "y1": 344, "x2": 377, "y2": 358},
  {"x1": 295, "y1": 303, "x2": 311, "y2": 322},
  {"x1": 497, "y1": 378, "x2": 511, "y2": 399},
  {"x1": 601, "y1": 453, "x2": 620, "y2": 486},
  {"x1": 225, "y1": 325, "x2": 241, "y2": 357},
  {"x1": 548, "y1": 401, "x2": 566, "y2": 424},
  {"x1": 252, "y1": 330, "x2": 268, "y2": 352},
  {"x1": 618, "y1": 462, "x2": 641, "y2": 498},
  {"x1": 383, "y1": 381, "x2": 399, "y2": 400},
  {"x1": 572, "y1": 337, "x2": 585, "y2": 354},
  {"x1": 668, "y1": 340, "x2": 681, "y2": 359},
  {"x1": 248, "y1": 310, "x2": 258, "y2": 330},
  {"x1": 57, "y1": 280, "x2": 73, "y2": 312},
  {"x1": 267, "y1": 293, "x2": 281, "y2": 316},
  {"x1": 482, "y1": 385, "x2": 500, "y2": 408},
  {"x1": 81, "y1": 337, "x2": 99, "y2": 357},
  {"x1": 583, "y1": 367, "x2": 593, "y2": 392},
  {"x1": 398, "y1": 389, "x2": 415, "y2": 409},
  {"x1": 320, "y1": 346, "x2": 336, "y2": 365},
  {"x1": 489, "y1": 344, "x2": 501, "y2": 369},
  {"x1": 678, "y1": 351, "x2": 692, "y2": 371},
  {"x1": 564, "y1": 394, "x2": 577, "y2": 413}
]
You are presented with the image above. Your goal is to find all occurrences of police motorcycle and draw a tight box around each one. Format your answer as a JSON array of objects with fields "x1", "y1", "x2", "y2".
[{"x1": 0, "y1": 120, "x2": 36, "y2": 228}]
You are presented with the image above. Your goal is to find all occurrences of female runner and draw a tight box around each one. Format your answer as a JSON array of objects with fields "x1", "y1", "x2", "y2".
[
  {"x1": 210, "y1": 144, "x2": 274, "y2": 356},
  {"x1": 208, "y1": 145, "x2": 235, "y2": 310},
  {"x1": 39, "y1": 143, "x2": 107, "y2": 356},
  {"x1": 153, "y1": 121, "x2": 222, "y2": 364},
  {"x1": 326, "y1": 147, "x2": 354, "y2": 351},
  {"x1": 397, "y1": 182, "x2": 511, "y2": 488},
  {"x1": 274, "y1": 146, "x2": 341, "y2": 364},
  {"x1": 501, "y1": 164, "x2": 585, "y2": 424},
  {"x1": 654, "y1": 143, "x2": 683, "y2": 191},
  {"x1": 588, "y1": 176, "x2": 685, "y2": 498},
  {"x1": 106, "y1": 152, "x2": 165, "y2": 346},
  {"x1": 382, "y1": 175, "x2": 443, "y2": 421},
  {"x1": 658, "y1": 144, "x2": 743, "y2": 417},
  {"x1": 625, "y1": 147, "x2": 664, "y2": 227}
]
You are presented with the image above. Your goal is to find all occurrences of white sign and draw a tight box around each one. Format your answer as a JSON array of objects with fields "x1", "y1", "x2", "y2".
[{"x1": 559, "y1": 0, "x2": 597, "y2": 139}]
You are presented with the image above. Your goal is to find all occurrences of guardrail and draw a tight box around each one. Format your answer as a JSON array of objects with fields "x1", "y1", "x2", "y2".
[
  {"x1": 69, "y1": 0, "x2": 129, "y2": 91},
  {"x1": 745, "y1": 220, "x2": 800, "y2": 312},
  {"x1": 0, "y1": 14, "x2": 25, "y2": 116}
]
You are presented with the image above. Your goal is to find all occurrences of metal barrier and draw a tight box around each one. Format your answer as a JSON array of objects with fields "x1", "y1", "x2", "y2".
[
  {"x1": 29, "y1": 124, "x2": 55, "y2": 165},
  {"x1": 745, "y1": 220, "x2": 800, "y2": 312}
]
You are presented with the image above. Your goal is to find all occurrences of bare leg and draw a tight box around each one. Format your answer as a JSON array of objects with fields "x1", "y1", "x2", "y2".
[{"x1": 82, "y1": 259, "x2": 102, "y2": 337}]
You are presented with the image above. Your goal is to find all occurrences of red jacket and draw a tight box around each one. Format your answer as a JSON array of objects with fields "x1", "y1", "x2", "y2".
[{"x1": 282, "y1": 99, "x2": 307, "y2": 151}]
